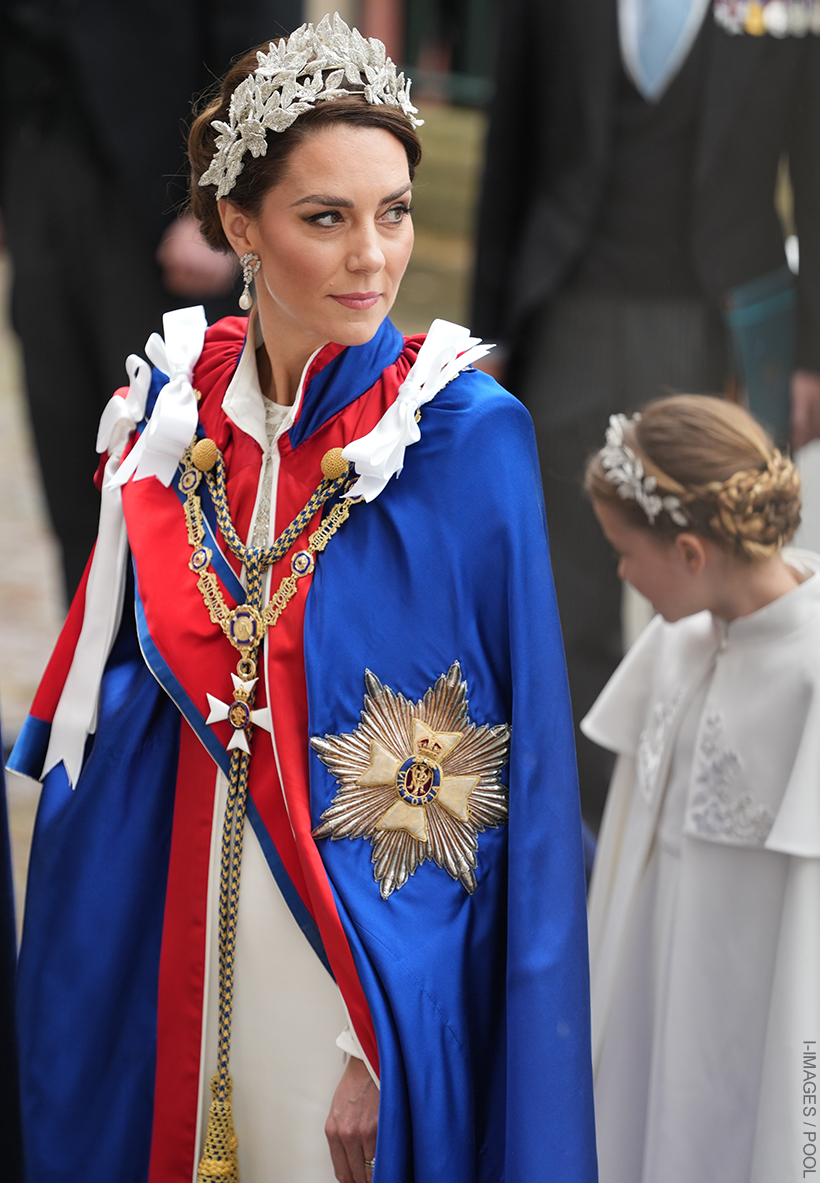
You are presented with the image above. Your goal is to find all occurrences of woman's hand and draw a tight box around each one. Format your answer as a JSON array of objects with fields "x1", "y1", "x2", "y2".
[
  {"x1": 325, "y1": 1055, "x2": 379, "y2": 1183},
  {"x1": 155, "y1": 213, "x2": 238, "y2": 298},
  {"x1": 474, "y1": 351, "x2": 507, "y2": 385}
]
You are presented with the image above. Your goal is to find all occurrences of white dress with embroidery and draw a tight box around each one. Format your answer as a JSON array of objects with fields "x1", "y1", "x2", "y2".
[{"x1": 584, "y1": 549, "x2": 820, "y2": 1183}]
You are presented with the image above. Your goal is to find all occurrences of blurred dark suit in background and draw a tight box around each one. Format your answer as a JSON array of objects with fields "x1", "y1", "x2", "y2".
[
  {"x1": 0, "y1": 0, "x2": 301, "y2": 601},
  {"x1": 472, "y1": 0, "x2": 820, "y2": 830}
]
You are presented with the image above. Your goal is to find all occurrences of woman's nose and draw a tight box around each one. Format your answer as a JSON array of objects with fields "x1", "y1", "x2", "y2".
[{"x1": 346, "y1": 225, "x2": 385, "y2": 273}]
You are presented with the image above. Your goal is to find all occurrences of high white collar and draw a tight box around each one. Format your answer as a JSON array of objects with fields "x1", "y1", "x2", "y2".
[
  {"x1": 220, "y1": 309, "x2": 323, "y2": 451},
  {"x1": 720, "y1": 548, "x2": 820, "y2": 645}
]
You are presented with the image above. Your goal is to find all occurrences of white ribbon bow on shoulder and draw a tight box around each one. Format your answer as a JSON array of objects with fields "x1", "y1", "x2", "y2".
[
  {"x1": 43, "y1": 306, "x2": 208, "y2": 787},
  {"x1": 107, "y1": 305, "x2": 207, "y2": 489},
  {"x1": 342, "y1": 318, "x2": 494, "y2": 503},
  {"x1": 96, "y1": 353, "x2": 152, "y2": 462}
]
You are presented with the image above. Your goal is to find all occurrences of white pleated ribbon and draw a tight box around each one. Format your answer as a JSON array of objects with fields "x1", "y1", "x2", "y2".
[
  {"x1": 108, "y1": 305, "x2": 207, "y2": 489},
  {"x1": 43, "y1": 306, "x2": 208, "y2": 786},
  {"x1": 342, "y1": 319, "x2": 494, "y2": 502}
]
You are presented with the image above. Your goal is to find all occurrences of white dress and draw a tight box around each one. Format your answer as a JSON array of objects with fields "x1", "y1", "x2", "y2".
[
  {"x1": 196, "y1": 321, "x2": 354, "y2": 1183},
  {"x1": 584, "y1": 549, "x2": 820, "y2": 1183}
]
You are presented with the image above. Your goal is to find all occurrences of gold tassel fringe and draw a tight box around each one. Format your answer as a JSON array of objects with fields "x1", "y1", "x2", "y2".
[{"x1": 197, "y1": 1073, "x2": 239, "y2": 1182}]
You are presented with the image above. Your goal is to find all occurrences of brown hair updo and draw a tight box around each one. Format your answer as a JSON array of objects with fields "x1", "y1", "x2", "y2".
[
  {"x1": 585, "y1": 395, "x2": 802, "y2": 561},
  {"x1": 188, "y1": 41, "x2": 423, "y2": 253}
]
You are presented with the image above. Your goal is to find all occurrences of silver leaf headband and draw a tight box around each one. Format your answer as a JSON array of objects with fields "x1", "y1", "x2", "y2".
[
  {"x1": 199, "y1": 13, "x2": 423, "y2": 200},
  {"x1": 600, "y1": 414, "x2": 689, "y2": 527}
]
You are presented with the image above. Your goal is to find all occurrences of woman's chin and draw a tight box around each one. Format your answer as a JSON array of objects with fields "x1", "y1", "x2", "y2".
[{"x1": 327, "y1": 308, "x2": 390, "y2": 347}]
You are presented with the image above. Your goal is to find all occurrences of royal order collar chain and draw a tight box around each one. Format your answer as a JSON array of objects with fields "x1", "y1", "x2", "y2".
[
  {"x1": 180, "y1": 436, "x2": 358, "y2": 749},
  {"x1": 179, "y1": 435, "x2": 359, "y2": 1183}
]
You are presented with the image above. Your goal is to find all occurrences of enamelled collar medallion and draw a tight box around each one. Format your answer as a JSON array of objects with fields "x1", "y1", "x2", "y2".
[
  {"x1": 178, "y1": 439, "x2": 358, "y2": 755},
  {"x1": 311, "y1": 662, "x2": 511, "y2": 898}
]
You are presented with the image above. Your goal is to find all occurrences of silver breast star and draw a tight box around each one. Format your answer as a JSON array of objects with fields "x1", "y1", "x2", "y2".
[{"x1": 311, "y1": 662, "x2": 510, "y2": 898}]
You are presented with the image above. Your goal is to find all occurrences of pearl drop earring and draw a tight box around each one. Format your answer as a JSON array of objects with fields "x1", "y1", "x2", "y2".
[{"x1": 238, "y1": 253, "x2": 261, "y2": 310}]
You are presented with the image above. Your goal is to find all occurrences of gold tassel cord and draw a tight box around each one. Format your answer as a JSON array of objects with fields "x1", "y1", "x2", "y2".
[
  {"x1": 198, "y1": 1073, "x2": 240, "y2": 1183},
  {"x1": 182, "y1": 442, "x2": 361, "y2": 1181}
]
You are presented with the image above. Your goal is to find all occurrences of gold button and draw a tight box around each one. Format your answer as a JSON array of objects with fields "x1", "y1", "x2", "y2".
[
  {"x1": 192, "y1": 438, "x2": 219, "y2": 472},
  {"x1": 321, "y1": 447, "x2": 349, "y2": 481}
]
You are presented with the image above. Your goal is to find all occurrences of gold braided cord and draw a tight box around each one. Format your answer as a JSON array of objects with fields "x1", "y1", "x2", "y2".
[
  {"x1": 181, "y1": 441, "x2": 361, "y2": 1182},
  {"x1": 205, "y1": 451, "x2": 348, "y2": 571}
]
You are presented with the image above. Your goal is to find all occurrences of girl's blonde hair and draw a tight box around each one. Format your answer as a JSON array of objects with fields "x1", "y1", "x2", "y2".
[{"x1": 585, "y1": 395, "x2": 801, "y2": 561}]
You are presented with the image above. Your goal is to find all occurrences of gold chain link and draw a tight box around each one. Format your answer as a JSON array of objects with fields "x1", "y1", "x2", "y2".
[{"x1": 176, "y1": 442, "x2": 360, "y2": 1183}]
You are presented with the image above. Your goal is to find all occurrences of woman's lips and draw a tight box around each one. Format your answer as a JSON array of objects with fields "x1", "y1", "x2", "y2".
[{"x1": 330, "y1": 292, "x2": 381, "y2": 309}]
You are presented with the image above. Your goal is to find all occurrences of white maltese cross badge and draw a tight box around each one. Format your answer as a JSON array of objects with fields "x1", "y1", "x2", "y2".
[{"x1": 311, "y1": 662, "x2": 510, "y2": 898}]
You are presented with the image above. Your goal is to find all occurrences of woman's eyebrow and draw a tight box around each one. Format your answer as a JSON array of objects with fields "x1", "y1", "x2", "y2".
[
  {"x1": 292, "y1": 184, "x2": 412, "y2": 209},
  {"x1": 380, "y1": 184, "x2": 412, "y2": 204},
  {"x1": 292, "y1": 193, "x2": 354, "y2": 208}
]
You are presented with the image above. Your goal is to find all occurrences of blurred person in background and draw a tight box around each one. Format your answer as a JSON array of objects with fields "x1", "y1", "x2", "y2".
[
  {"x1": 472, "y1": 0, "x2": 820, "y2": 832},
  {"x1": 0, "y1": 0, "x2": 302, "y2": 603}
]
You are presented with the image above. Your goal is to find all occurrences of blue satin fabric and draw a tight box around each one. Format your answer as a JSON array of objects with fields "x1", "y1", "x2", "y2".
[
  {"x1": 305, "y1": 368, "x2": 597, "y2": 1181},
  {"x1": 0, "y1": 713, "x2": 23, "y2": 1180},
  {"x1": 6, "y1": 715, "x2": 51, "y2": 781},
  {"x1": 10, "y1": 320, "x2": 596, "y2": 1180},
  {"x1": 289, "y1": 319, "x2": 404, "y2": 448},
  {"x1": 16, "y1": 577, "x2": 181, "y2": 1183}
]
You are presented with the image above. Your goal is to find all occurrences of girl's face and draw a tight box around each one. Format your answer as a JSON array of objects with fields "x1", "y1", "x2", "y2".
[
  {"x1": 593, "y1": 498, "x2": 712, "y2": 622},
  {"x1": 222, "y1": 123, "x2": 414, "y2": 354}
]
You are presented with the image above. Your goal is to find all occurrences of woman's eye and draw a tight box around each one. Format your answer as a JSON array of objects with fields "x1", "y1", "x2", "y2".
[
  {"x1": 307, "y1": 210, "x2": 343, "y2": 227},
  {"x1": 381, "y1": 203, "x2": 412, "y2": 224}
]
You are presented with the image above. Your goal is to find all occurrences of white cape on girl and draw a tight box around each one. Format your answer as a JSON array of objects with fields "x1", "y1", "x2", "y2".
[{"x1": 585, "y1": 547, "x2": 820, "y2": 1183}]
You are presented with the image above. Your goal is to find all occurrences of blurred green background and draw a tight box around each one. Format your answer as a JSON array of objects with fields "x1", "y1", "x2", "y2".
[{"x1": 391, "y1": 104, "x2": 486, "y2": 334}]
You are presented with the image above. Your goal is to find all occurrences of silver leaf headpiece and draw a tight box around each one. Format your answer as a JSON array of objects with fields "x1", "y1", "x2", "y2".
[
  {"x1": 199, "y1": 13, "x2": 423, "y2": 199},
  {"x1": 600, "y1": 413, "x2": 689, "y2": 527}
]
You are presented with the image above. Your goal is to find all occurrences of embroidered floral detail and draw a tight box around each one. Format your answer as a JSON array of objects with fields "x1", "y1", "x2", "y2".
[
  {"x1": 636, "y1": 688, "x2": 683, "y2": 803},
  {"x1": 687, "y1": 712, "x2": 774, "y2": 844}
]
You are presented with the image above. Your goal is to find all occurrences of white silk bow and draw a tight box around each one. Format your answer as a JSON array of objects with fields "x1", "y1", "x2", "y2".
[
  {"x1": 108, "y1": 305, "x2": 207, "y2": 489},
  {"x1": 96, "y1": 353, "x2": 152, "y2": 462},
  {"x1": 43, "y1": 306, "x2": 208, "y2": 786},
  {"x1": 342, "y1": 319, "x2": 494, "y2": 502},
  {"x1": 42, "y1": 312, "x2": 488, "y2": 784}
]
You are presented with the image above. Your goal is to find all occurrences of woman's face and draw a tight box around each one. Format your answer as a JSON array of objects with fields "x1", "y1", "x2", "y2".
[{"x1": 222, "y1": 123, "x2": 414, "y2": 354}]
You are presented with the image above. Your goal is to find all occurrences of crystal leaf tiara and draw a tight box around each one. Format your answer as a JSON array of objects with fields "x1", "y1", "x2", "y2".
[
  {"x1": 600, "y1": 414, "x2": 689, "y2": 527},
  {"x1": 199, "y1": 13, "x2": 423, "y2": 200}
]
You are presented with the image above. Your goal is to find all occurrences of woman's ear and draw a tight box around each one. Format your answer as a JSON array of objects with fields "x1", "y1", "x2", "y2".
[
  {"x1": 217, "y1": 199, "x2": 256, "y2": 258},
  {"x1": 674, "y1": 531, "x2": 708, "y2": 576}
]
